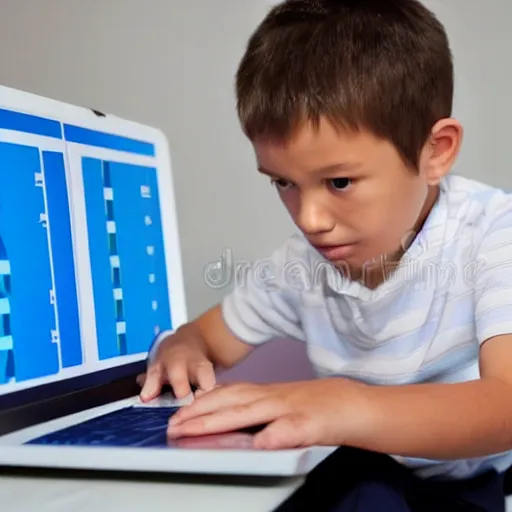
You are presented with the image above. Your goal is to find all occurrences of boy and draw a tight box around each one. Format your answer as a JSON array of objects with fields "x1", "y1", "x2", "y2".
[{"x1": 140, "y1": 0, "x2": 512, "y2": 510}]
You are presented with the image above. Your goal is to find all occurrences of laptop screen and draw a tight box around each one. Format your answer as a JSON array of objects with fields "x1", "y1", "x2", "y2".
[{"x1": 0, "y1": 91, "x2": 187, "y2": 410}]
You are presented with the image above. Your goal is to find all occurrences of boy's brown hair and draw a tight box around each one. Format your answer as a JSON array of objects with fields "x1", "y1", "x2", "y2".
[{"x1": 235, "y1": 0, "x2": 454, "y2": 170}]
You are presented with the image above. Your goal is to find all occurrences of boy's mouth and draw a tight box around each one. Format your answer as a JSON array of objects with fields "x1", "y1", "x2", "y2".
[{"x1": 312, "y1": 243, "x2": 356, "y2": 261}]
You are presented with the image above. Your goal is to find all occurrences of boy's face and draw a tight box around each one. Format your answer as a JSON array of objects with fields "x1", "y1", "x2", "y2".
[{"x1": 253, "y1": 118, "x2": 444, "y2": 283}]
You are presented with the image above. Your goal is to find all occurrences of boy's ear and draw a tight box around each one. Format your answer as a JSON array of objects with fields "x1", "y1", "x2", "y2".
[{"x1": 422, "y1": 118, "x2": 463, "y2": 184}]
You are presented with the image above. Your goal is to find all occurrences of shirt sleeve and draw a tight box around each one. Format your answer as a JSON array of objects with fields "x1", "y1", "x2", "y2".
[
  {"x1": 474, "y1": 201, "x2": 512, "y2": 344},
  {"x1": 220, "y1": 241, "x2": 306, "y2": 345}
]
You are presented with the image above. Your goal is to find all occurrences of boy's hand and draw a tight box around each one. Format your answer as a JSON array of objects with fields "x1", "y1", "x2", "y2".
[
  {"x1": 166, "y1": 379, "x2": 368, "y2": 449},
  {"x1": 138, "y1": 305, "x2": 254, "y2": 402},
  {"x1": 138, "y1": 328, "x2": 216, "y2": 401}
]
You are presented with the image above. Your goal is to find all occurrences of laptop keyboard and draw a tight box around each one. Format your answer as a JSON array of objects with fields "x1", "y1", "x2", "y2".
[{"x1": 25, "y1": 406, "x2": 179, "y2": 448}]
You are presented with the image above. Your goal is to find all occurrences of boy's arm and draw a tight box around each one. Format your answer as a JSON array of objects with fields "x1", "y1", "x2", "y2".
[
  {"x1": 151, "y1": 305, "x2": 255, "y2": 369},
  {"x1": 151, "y1": 261, "x2": 305, "y2": 370},
  {"x1": 346, "y1": 335, "x2": 512, "y2": 460},
  {"x1": 168, "y1": 335, "x2": 512, "y2": 458},
  {"x1": 195, "y1": 305, "x2": 254, "y2": 368}
]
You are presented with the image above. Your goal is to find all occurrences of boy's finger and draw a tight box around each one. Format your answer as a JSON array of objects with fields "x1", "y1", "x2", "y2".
[
  {"x1": 167, "y1": 397, "x2": 278, "y2": 438},
  {"x1": 136, "y1": 373, "x2": 146, "y2": 387},
  {"x1": 166, "y1": 362, "x2": 192, "y2": 399},
  {"x1": 193, "y1": 360, "x2": 216, "y2": 393},
  {"x1": 253, "y1": 414, "x2": 311, "y2": 450},
  {"x1": 170, "y1": 386, "x2": 269, "y2": 426},
  {"x1": 194, "y1": 383, "x2": 223, "y2": 397},
  {"x1": 140, "y1": 363, "x2": 164, "y2": 402}
]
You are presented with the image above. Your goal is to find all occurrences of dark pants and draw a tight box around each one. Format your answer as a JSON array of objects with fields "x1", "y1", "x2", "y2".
[{"x1": 274, "y1": 447, "x2": 506, "y2": 512}]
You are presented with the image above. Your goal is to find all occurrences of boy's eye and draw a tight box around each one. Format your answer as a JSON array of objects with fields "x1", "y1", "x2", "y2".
[
  {"x1": 329, "y1": 177, "x2": 352, "y2": 191},
  {"x1": 272, "y1": 178, "x2": 293, "y2": 190}
]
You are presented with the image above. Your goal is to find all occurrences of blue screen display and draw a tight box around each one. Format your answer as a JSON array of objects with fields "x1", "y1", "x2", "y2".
[
  {"x1": 0, "y1": 107, "x2": 172, "y2": 408},
  {"x1": 82, "y1": 158, "x2": 172, "y2": 360},
  {"x1": 0, "y1": 143, "x2": 82, "y2": 384}
]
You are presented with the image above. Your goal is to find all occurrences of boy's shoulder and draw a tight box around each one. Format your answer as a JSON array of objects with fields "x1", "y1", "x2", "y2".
[
  {"x1": 442, "y1": 174, "x2": 512, "y2": 232},
  {"x1": 389, "y1": 173, "x2": 512, "y2": 265}
]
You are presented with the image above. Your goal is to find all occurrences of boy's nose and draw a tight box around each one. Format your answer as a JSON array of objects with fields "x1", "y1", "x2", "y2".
[{"x1": 296, "y1": 198, "x2": 334, "y2": 235}]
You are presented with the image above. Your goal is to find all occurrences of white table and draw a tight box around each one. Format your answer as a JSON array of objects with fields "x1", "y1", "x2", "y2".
[
  {"x1": 2, "y1": 468, "x2": 512, "y2": 511},
  {"x1": 0, "y1": 469, "x2": 303, "y2": 512}
]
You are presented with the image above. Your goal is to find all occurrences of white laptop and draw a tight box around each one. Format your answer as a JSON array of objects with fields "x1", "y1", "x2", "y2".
[{"x1": 0, "y1": 85, "x2": 334, "y2": 477}]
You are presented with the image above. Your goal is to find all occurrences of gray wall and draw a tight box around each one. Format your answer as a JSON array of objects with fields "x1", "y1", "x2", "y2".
[
  {"x1": 0, "y1": 0, "x2": 296, "y2": 320},
  {"x1": 0, "y1": 0, "x2": 510, "y2": 382}
]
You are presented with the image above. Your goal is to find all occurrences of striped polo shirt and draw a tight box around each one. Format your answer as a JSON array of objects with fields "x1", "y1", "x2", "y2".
[{"x1": 221, "y1": 173, "x2": 512, "y2": 479}]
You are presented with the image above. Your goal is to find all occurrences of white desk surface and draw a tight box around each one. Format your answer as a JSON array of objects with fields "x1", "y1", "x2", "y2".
[
  {"x1": 0, "y1": 469, "x2": 304, "y2": 512},
  {"x1": 3, "y1": 468, "x2": 512, "y2": 511}
]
